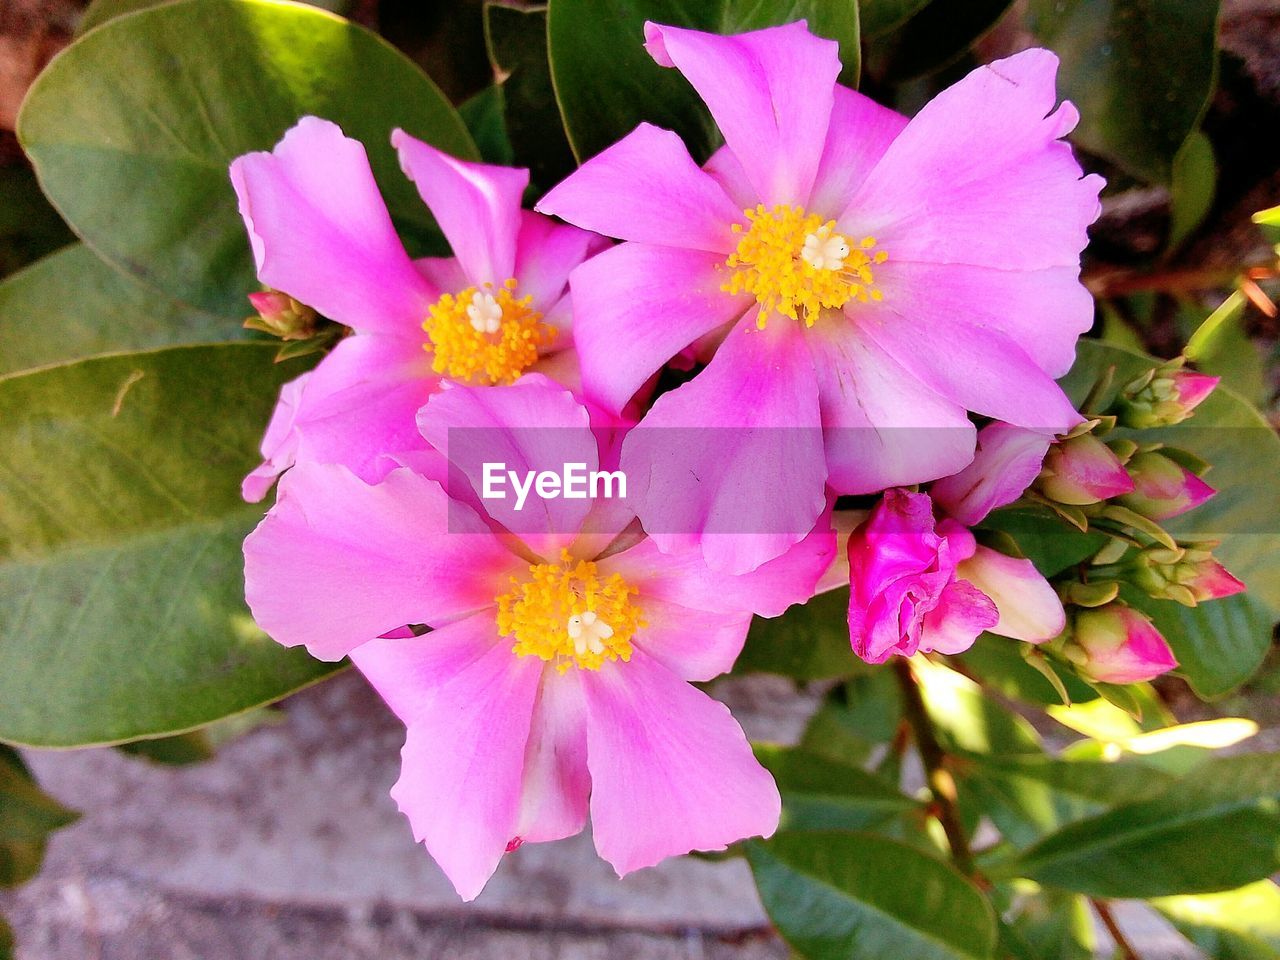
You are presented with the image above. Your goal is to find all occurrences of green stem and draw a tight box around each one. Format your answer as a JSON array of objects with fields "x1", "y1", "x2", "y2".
[{"x1": 892, "y1": 659, "x2": 976, "y2": 878}]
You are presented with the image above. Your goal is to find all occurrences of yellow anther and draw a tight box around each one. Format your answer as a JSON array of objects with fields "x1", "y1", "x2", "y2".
[
  {"x1": 495, "y1": 550, "x2": 644, "y2": 672},
  {"x1": 423, "y1": 278, "x2": 554, "y2": 385},
  {"x1": 721, "y1": 205, "x2": 885, "y2": 328}
]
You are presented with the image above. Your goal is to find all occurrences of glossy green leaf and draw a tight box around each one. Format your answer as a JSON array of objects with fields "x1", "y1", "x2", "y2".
[
  {"x1": 864, "y1": 0, "x2": 1014, "y2": 83},
  {"x1": 748, "y1": 831, "x2": 997, "y2": 960},
  {"x1": 0, "y1": 344, "x2": 341, "y2": 747},
  {"x1": 1027, "y1": 0, "x2": 1219, "y2": 184},
  {"x1": 993, "y1": 752, "x2": 1280, "y2": 897},
  {"x1": 20, "y1": 0, "x2": 476, "y2": 317},
  {"x1": 459, "y1": 86, "x2": 516, "y2": 167},
  {"x1": 858, "y1": 0, "x2": 931, "y2": 38},
  {"x1": 756, "y1": 744, "x2": 917, "y2": 833},
  {"x1": 0, "y1": 244, "x2": 242, "y2": 378},
  {"x1": 77, "y1": 0, "x2": 350, "y2": 34},
  {"x1": 1063, "y1": 339, "x2": 1280, "y2": 697},
  {"x1": 1169, "y1": 129, "x2": 1216, "y2": 249},
  {"x1": 736, "y1": 588, "x2": 862, "y2": 680},
  {"x1": 1153, "y1": 880, "x2": 1280, "y2": 960},
  {"x1": 485, "y1": 3, "x2": 576, "y2": 188},
  {"x1": 978, "y1": 509, "x2": 1108, "y2": 579},
  {"x1": 549, "y1": 0, "x2": 860, "y2": 163}
]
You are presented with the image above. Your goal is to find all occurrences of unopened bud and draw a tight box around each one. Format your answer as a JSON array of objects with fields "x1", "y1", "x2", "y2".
[
  {"x1": 1118, "y1": 450, "x2": 1215, "y2": 521},
  {"x1": 1131, "y1": 544, "x2": 1245, "y2": 605},
  {"x1": 1116, "y1": 363, "x2": 1218, "y2": 429},
  {"x1": 1068, "y1": 604, "x2": 1178, "y2": 684},
  {"x1": 245, "y1": 290, "x2": 319, "y2": 340},
  {"x1": 1038, "y1": 434, "x2": 1134, "y2": 506}
]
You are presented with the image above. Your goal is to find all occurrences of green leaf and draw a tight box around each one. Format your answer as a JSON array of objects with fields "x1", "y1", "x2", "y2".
[
  {"x1": 20, "y1": 0, "x2": 476, "y2": 317},
  {"x1": 748, "y1": 831, "x2": 997, "y2": 960},
  {"x1": 1000, "y1": 891, "x2": 1095, "y2": 960},
  {"x1": 755, "y1": 744, "x2": 917, "y2": 833},
  {"x1": 992, "y1": 751, "x2": 1280, "y2": 897},
  {"x1": 77, "y1": 0, "x2": 352, "y2": 35},
  {"x1": 736, "y1": 588, "x2": 862, "y2": 680},
  {"x1": 1169, "y1": 129, "x2": 1216, "y2": 249},
  {"x1": 459, "y1": 86, "x2": 516, "y2": 167},
  {"x1": 1063, "y1": 339, "x2": 1280, "y2": 697},
  {"x1": 955, "y1": 634, "x2": 1097, "y2": 707},
  {"x1": 978, "y1": 508, "x2": 1108, "y2": 578},
  {"x1": 0, "y1": 344, "x2": 341, "y2": 747},
  {"x1": 1152, "y1": 880, "x2": 1280, "y2": 960},
  {"x1": 549, "y1": 0, "x2": 860, "y2": 164},
  {"x1": 1027, "y1": 0, "x2": 1219, "y2": 184},
  {"x1": 914, "y1": 659, "x2": 1042, "y2": 755},
  {"x1": 115, "y1": 705, "x2": 281, "y2": 764},
  {"x1": 858, "y1": 0, "x2": 931, "y2": 39},
  {"x1": 0, "y1": 166, "x2": 73, "y2": 280},
  {"x1": 0, "y1": 244, "x2": 242, "y2": 378},
  {"x1": 864, "y1": 0, "x2": 1015, "y2": 83},
  {"x1": 485, "y1": 3, "x2": 576, "y2": 188},
  {"x1": 0, "y1": 747, "x2": 76, "y2": 890}
]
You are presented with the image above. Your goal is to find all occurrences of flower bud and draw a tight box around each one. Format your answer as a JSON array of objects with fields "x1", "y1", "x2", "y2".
[
  {"x1": 1116, "y1": 365, "x2": 1218, "y2": 429},
  {"x1": 1118, "y1": 451, "x2": 1215, "y2": 521},
  {"x1": 1038, "y1": 434, "x2": 1134, "y2": 506},
  {"x1": 1067, "y1": 604, "x2": 1178, "y2": 684},
  {"x1": 1130, "y1": 545, "x2": 1246, "y2": 606},
  {"x1": 245, "y1": 290, "x2": 319, "y2": 340}
]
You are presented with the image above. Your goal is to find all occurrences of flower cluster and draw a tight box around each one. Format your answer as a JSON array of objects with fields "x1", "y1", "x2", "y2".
[{"x1": 235, "y1": 20, "x2": 1241, "y2": 900}]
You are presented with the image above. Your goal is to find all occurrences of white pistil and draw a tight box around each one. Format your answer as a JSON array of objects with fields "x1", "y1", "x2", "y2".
[
  {"x1": 567, "y1": 610, "x2": 614, "y2": 657},
  {"x1": 801, "y1": 225, "x2": 851, "y2": 272},
  {"x1": 466, "y1": 291, "x2": 503, "y2": 334}
]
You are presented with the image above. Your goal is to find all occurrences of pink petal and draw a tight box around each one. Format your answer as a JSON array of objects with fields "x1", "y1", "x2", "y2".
[
  {"x1": 416, "y1": 379, "x2": 599, "y2": 545},
  {"x1": 622, "y1": 316, "x2": 828, "y2": 574},
  {"x1": 853, "y1": 286, "x2": 1082, "y2": 433},
  {"x1": 627, "y1": 601, "x2": 752, "y2": 682},
  {"x1": 230, "y1": 117, "x2": 434, "y2": 335},
  {"x1": 703, "y1": 144, "x2": 756, "y2": 208},
  {"x1": 414, "y1": 255, "x2": 469, "y2": 295},
  {"x1": 919, "y1": 579, "x2": 998, "y2": 655},
  {"x1": 243, "y1": 372, "x2": 310, "y2": 502},
  {"x1": 842, "y1": 50, "x2": 1103, "y2": 271},
  {"x1": 384, "y1": 621, "x2": 543, "y2": 901},
  {"x1": 514, "y1": 672, "x2": 592, "y2": 844},
  {"x1": 570, "y1": 242, "x2": 753, "y2": 414},
  {"x1": 809, "y1": 86, "x2": 908, "y2": 217},
  {"x1": 536, "y1": 124, "x2": 743, "y2": 253},
  {"x1": 931, "y1": 422, "x2": 1052, "y2": 525},
  {"x1": 806, "y1": 318, "x2": 976, "y2": 494},
  {"x1": 872, "y1": 261, "x2": 1094, "y2": 378},
  {"x1": 600, "y1": 515, "x2": 836, "y2": 620},
  {"x1": 583, "y1": 649, "x2": 780, "y2": 875},
  {"x1": 243, "y1": 464, "x2": 518, "y2": 660},
  {"x1": 957, "y1": 546, "x2": 1066, "y2": 643},
  {"x1": 392, "y1": 129, "x2": 528, "y2": 284},
  {"x1": 289, "y1": 334, "x2": 438, "y2": 483},
  {"x1": 512, "y1": 211, "x2": 606, "y2": 316},
  {"x1": 643, "y1": 21, "x2": 838, "y2": 205}
]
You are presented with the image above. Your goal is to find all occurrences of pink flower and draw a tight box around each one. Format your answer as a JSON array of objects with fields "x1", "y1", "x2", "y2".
[
  {"x1": 931, "y1": 422, "x2": 1052, "y2": 525},
  {"x1": 537, "y1": 21, "x2": 1100, "y2": 572},
  {"x1": 1119, "y1": 450, "x2": 1215, "y2": 520},
  {"x1": 244, "y1": 380, "x2": 835, "y2": 900},
  {"x1": 846, "y1": 490, "x2": 998, "y2": 662},
  {"x1": 1038, "y1": 433, "x2": 1135, "y2": 505},
  {"x1": 231, "y1": 117, "x2": 604, "y2": 502},
  {"x1": 1069, "y1": 604, "x2": 1178, "y2": 684}
]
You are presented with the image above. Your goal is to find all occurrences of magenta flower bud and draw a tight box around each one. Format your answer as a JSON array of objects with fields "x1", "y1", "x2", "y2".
[
  {"x1": 1068, "y1": 604, "x2": 1178, "y2": 684},
  {"x1": 1038, "y1": 434, "x2": 1135, "y2": 506},
  {"x1": 245, "y1": 290, "x2": 318, "y2": 340},
  {"x1": 1118, "y1": 451, "x2": 1215, "y2": 521},
  {"x1": 1117, "y1": 366, "x2": 1219, "y2": 429},
  {"x1": 1131, "y1": 545, "x2": 1245, "y2": 605}
]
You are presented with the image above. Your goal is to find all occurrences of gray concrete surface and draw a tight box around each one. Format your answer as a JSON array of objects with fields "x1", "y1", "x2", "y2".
[{"x1": 0, "y1": 672, "x2": 1208, "y2": 959}]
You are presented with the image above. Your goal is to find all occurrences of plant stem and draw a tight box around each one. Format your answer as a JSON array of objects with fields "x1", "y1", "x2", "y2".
[
  {"x1": 1091, "y1": 899, "x2": 1141, "y2": 960},
  {"x1": 891, "y1": 659, "x2": 976, "y2": 877}
]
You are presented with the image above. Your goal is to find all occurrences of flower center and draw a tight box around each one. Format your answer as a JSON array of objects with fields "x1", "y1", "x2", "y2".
[
  {"x1": 423, "y1": 278, "x2": 555, "y2": 385},
  {"x1": 495, "y1": 550, "x2": 644, "y2": 672},
  {"x1": 722, "y1": 204, "x2": 886, "y2": 329}
]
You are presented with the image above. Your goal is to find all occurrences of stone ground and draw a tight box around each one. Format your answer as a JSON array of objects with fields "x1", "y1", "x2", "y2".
[{"x1": 1, "y1": 673, "x2": 1202, "y2": 959}]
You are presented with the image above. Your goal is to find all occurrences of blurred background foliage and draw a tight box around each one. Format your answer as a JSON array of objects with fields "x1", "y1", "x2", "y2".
[{"x1": 0, "y1": 1, "x2": 1278, "y2": 958}]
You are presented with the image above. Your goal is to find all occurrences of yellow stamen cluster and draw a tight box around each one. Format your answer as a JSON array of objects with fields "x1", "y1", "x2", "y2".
[
  {"x1": 495, "y1": 550, "x2": 644, "y2": 673},
  {"x1": 722, "y1": 204, "x2": 886, "y2": 329},
  {"x1": 423, "y1": 278, "x2": 554, "y2": 385}
]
